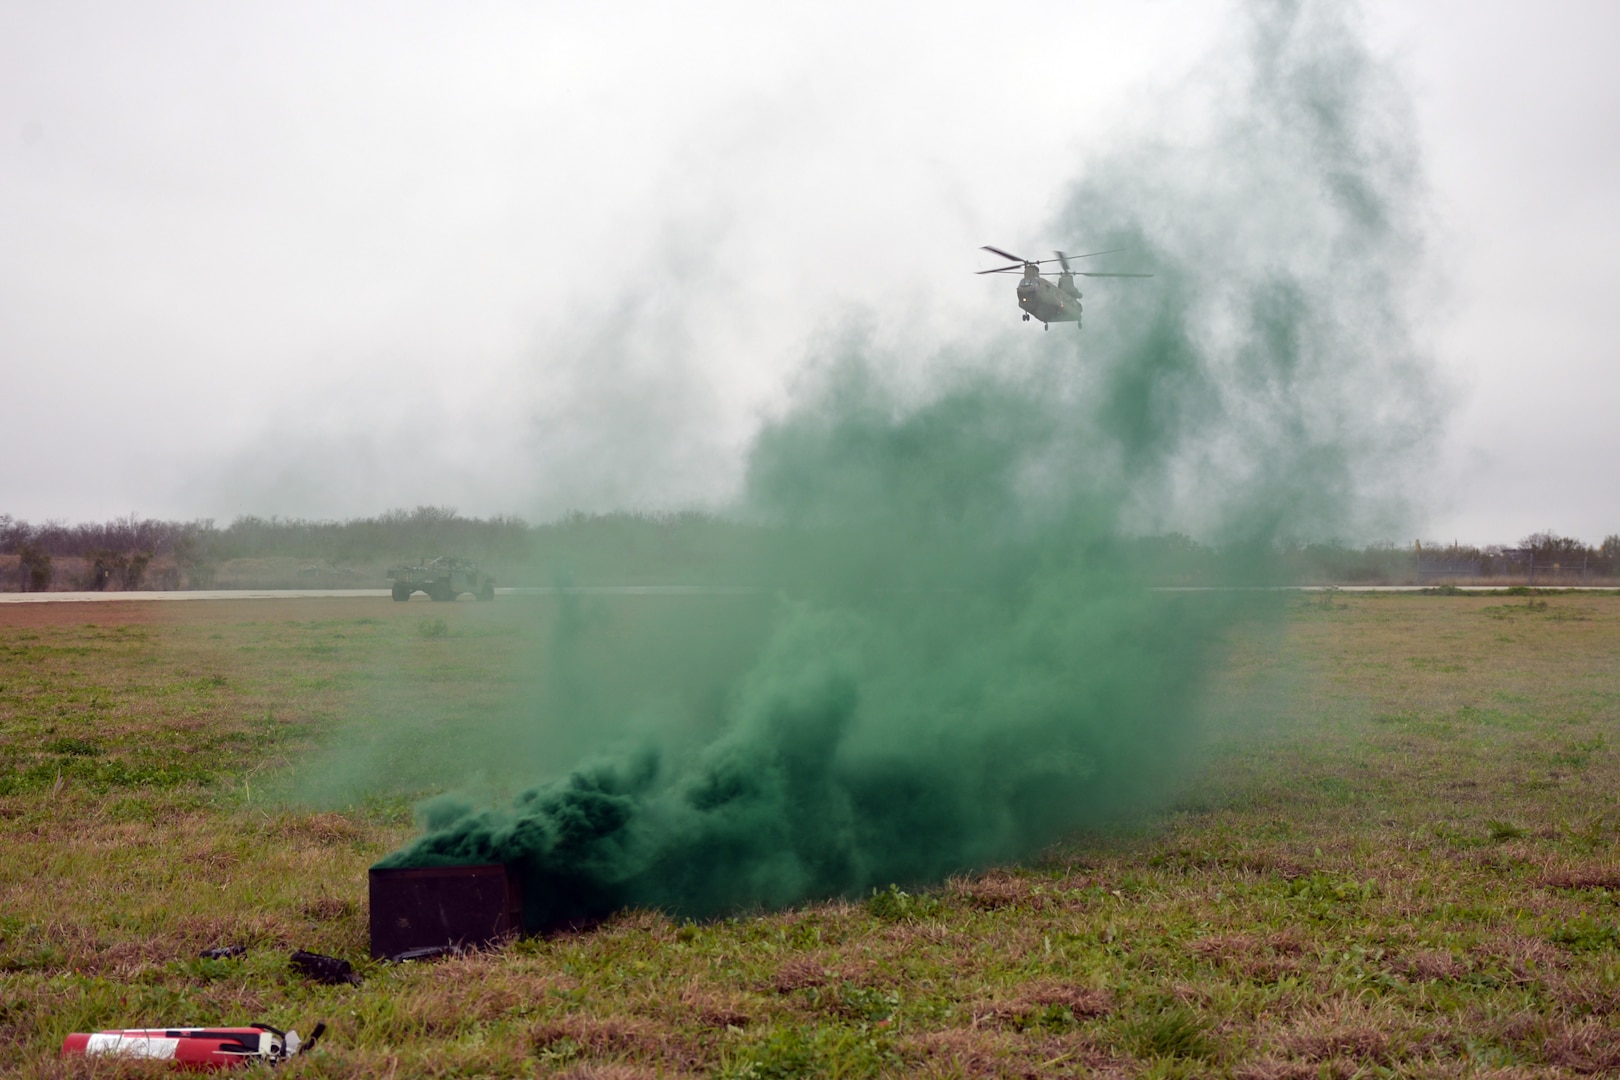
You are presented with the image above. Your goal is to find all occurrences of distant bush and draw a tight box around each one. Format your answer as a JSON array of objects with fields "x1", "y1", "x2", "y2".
[{"x1": 16, "y1": 542, "x2": 51, "y2": 592}]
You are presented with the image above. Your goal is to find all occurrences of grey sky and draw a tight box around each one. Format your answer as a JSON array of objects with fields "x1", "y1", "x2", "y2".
[{"x1": 2, "y1": 0, "x2": 1616, "y2": 544}]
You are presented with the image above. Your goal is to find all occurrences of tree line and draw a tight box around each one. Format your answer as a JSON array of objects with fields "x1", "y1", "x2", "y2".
[
  {"x1": 0, "y1": 508, "x2": 745, "y2": 591},
  {"x1": 1, "y1": 509, "x2": 1616, "y2": 591}
]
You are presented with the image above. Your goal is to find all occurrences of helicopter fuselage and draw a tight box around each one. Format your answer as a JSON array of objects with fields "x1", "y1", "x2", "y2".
[
  {"x1": 1015, "y1": 266, "x2": 1082, "y2": 325},
  {"x1": 979, "y1": 246, "x2": 1149, "y2": 329}
]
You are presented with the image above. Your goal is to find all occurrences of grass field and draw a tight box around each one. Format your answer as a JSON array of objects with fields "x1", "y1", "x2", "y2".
[{"x1": 2, "y1": 590, "x2": 1618, "y2": 1077}]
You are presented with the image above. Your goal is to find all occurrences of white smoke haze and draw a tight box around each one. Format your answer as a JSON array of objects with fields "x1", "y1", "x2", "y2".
[{"x1": 1, "y1": 0, "x2": 1616, "y2": 539}]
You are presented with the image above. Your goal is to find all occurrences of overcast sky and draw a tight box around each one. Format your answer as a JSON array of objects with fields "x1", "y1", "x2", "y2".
[{"x1": 2, "y1": 0, "x2": 1617, "y2": 544}]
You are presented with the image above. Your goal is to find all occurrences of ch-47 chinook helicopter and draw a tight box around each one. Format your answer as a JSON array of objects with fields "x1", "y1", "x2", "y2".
[{"x1": 978, "y1": 246, "x2": 1152, "y2": 330}]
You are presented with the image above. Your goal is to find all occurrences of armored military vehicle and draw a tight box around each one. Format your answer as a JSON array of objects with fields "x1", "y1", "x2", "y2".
[{"x1": 387, "y1": 557, "x2": 495, "y2": 602}]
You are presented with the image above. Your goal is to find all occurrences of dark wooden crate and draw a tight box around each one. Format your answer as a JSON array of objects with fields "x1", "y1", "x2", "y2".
[{"x1": 368, "y1": 864, "x2": 523, "y2": 960}]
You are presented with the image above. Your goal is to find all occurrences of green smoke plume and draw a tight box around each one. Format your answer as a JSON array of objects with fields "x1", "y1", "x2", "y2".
[{"x1": 376, "y1": 0, "x2": 1436, "y2": 930}]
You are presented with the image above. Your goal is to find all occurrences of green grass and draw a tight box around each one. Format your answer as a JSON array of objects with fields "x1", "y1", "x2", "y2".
[{"x1": 1, "y1": 591, "x2": 1618, "y2": 1076}]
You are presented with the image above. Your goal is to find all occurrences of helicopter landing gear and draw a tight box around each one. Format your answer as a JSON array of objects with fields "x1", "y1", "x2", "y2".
[
  {"x1": 1043, "y1": 322, "x2": 1048, "y2": 331},
  {"x1": 1022, "y1": 313, "x2": 1029, "y2": 322}
]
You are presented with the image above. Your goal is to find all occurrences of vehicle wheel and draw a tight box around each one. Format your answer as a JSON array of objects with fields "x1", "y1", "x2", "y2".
[{"x1": 391, "y1": 584, "x2": 410, "y2": 601}]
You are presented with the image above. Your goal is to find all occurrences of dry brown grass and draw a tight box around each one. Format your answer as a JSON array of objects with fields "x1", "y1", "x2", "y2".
[
  {"x1": 948, "y1": 869, "x2": 1047, "y2": 911},
  {"x1": 896, "y1": 1027, "x2": 1017, "y2": 1077},
  {"x1": 769, "y1": 955, "x2": 832, "y2": 993},
  {"x1": 1543, "y1": 1016, "x2": 1620, "y2": 1074},
  {"x1": 1539, "y1": 862, "x2": 1620, "y2": 891},
  {"x1": 971, "y1": 979, "x2": 1114, "y2": 1027},
  {"x1": 530, "y1": 1013, "x2": 708, "y2": 1073},
  {"x1": 3, "y1": 591, "x2": 1619, "y2": 1076},
  {"x1": 1390, "y1": 948, "x2": 1471, "y2": 982}
]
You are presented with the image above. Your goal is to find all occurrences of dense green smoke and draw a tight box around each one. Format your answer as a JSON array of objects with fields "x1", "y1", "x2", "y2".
[{"x1": 377, "y1": 0, "x2": 1435, "y2": 930}]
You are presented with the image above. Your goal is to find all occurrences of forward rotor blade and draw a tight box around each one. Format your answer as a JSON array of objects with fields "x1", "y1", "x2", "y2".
[
  {"x1": 1024, "y1": 249, "x2": 1124, "y2": 266},
  {"x1": 980, "y1": 245, "x2": 1027, "y2": 263},
  {"x1": 975, "y1": 264, "x2": 1025, "y2": 275},
  {"x1": 1076, "y1": 272, "x2": 1154, "y2": 278}
]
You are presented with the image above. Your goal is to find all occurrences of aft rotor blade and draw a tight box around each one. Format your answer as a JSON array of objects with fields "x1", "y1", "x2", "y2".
[
  {"x1": 975, "y1": 264, "x2": 1024, "y2": 275},
  {"x1": 980, "y1": 245, "x2": 1027, "y2": 263},
  {"x1": 1077, "y1": 272, "x2": 1154, "y2": 278}
]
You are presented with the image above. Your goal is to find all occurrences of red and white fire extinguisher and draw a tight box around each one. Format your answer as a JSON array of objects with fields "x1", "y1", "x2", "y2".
[{"x1": 62, "y1": 1022, "x2": 325, "y2": 1068}]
